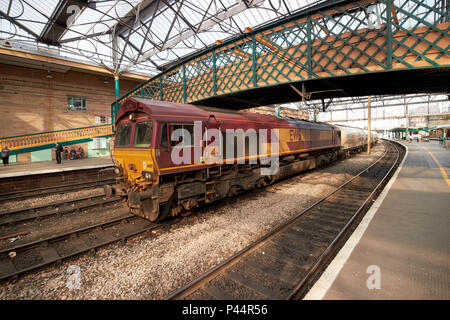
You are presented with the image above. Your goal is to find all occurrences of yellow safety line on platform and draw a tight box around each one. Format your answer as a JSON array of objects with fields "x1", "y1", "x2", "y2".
[{"x1": 423, "y1": 146, "x2": 450, "y2": 188}]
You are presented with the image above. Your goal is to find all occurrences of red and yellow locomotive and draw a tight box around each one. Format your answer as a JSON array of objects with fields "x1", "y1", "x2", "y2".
[{"x1": 107, "y1": 98, "x2": 354, "y2": 222}]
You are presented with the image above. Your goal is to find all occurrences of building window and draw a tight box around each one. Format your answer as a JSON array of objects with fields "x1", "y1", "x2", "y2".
[
  {"x1": 68, "y1": 96, "x2": 87, "y2": 110},
  {"x1": 95, "y1": 115, "x2": 108, "y2": 124}
]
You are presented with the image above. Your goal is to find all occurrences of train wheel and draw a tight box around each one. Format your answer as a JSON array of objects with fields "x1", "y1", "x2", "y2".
[
  {"x1": 228, "y1": 185, "x2": 239, "y2": 196},
  {"x1": 156, "y1": 194, "x2": 175, "y2": 222},
  {"x1": 142, "y1": 199, "x2": 159, "y2": 222},
  {"x1": 256, "y1": 178, "x2": 266, "y2": 188},
  {"x1": 181, "y1": 210, "x2": 193, "y2": 217}
]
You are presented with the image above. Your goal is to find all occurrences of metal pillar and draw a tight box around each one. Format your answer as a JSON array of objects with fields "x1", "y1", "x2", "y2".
[
  {"x1": 114, "y1": 74, "x2": 120, "y2": 98},
  {"x1": 111, "y1": 33, "x2": 119, "y2": 126},
  {"x1": 367, "y1": 96, "x2": 371, "y2": 154},
  {"x1": 405, "y1": 104, "x2": 409, "y2": 141}
]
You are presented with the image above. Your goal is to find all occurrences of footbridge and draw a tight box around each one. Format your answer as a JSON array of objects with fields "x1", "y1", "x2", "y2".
[
  {"x1": 0, "y1": 125, "x2": 114, "y2": 156},
  {"x1": 112, "y1": 0, "x2": 449, "y2": 122}
]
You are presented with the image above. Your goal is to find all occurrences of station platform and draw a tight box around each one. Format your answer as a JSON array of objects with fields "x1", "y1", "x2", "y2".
[
  {"x1": 0, "y1": 156, "x2": 113, "y2": 179},
  {"x1": 306, "y1": 140, "x2": 450, "y2": 300}
]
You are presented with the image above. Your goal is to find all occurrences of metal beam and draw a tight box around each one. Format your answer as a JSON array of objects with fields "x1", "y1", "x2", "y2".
[
  {"x1": 40, "y1": 0, "x2": 91, "y2": 45},
  {"x1": 299, "y1": 95, "x2": 449, "y2": 112},
  {"x1": 59, "y1": 30, "x2": 113, "y2": 44},
  {"x1": 119, "y1": 0, "x2": 265, "y2": 72},
  {"x1": 119, "y1": 36, "x2": 159, "y2": 69},
  {"x1": 367, "y1": 96, "x2": 371, "y2": 154},
  {"x1": 115, "y1": 0, "x2": 171, "y2": 36},
  {"x1": 325, "y1": 113, "x2": 450, "y2": 122},
  {"x1": 0, "y1": 10, "x2": 41, "y2": 40}
]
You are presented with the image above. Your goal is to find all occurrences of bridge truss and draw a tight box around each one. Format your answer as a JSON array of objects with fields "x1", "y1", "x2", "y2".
[{"x1": 112, "y1": 0, "x2": 450, "y2": 123}]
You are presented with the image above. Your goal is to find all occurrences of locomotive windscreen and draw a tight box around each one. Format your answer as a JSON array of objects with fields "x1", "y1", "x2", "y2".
[
  {"x1": 133, "y1": 121, "x2": 153, "y2": 147},
  {"x1": 116, "y1": 123, "x2": 132, "y2": 147}
]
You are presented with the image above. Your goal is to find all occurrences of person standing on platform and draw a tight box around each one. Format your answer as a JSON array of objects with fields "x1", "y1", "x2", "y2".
[
  {"x1": 55, "y1": 142, "x2": 63, "y2": 164},
  {"x1": 70, "y1": 147, "x2": 76, "y2": 160},
  {"x1": 1, "y1": 145, "x2": 10, "y2": 166},
  {"x1": 77, "y1": 146, "x2": 83, "y2": 159}
]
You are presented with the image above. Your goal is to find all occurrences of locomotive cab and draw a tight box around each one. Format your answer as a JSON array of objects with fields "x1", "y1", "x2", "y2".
[
  {"x1": 108, "y1": 107, "x2": 169, "y2": 221},
  {"x1": 107, "y1": 110, "x2": 160, "y2": 216}
]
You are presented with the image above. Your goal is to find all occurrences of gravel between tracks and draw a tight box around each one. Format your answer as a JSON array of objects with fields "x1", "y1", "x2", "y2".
[{"x1": 0, "y1": 144, "x2": 385, "y2": 300}]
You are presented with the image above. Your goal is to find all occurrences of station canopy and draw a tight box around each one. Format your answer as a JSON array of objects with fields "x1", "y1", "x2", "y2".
[{"x1": 0, "y1": 0, "x2": 326, "y2": 77}]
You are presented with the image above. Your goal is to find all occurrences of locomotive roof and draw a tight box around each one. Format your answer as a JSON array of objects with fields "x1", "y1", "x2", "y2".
[{"x1": 117, "y1": 97, "x2": 336, "y2": 130}]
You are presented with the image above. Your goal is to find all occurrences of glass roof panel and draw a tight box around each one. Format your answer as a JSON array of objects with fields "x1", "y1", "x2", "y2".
[{"x1": 1, "y1": 0, "x2": 326, "y2": 76}]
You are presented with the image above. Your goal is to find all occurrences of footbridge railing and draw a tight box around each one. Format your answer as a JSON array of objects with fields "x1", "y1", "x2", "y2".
[{"x1": 0, "y1": 124, "x2": 114, "y2": 155}]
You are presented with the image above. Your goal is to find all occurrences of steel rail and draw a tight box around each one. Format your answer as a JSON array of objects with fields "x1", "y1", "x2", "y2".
[
  {"x1": 0, "y1": 213, "x2": 136, "y2": 256},
  {"x1": 0, "y1": 213, "x2": 171, "y2": 282},
  {"x1": 287, "y1": 141, "x2": 400, "y2": 299},
  {"x1": 165, "y1": 140, "x2": 401, "y2": 300},
  {"x1": 0, "y1": 178, "x2": 116, "y2": 202},
  {"x1": 0, "y1": 195, "x2": 121, "y2": 227}
]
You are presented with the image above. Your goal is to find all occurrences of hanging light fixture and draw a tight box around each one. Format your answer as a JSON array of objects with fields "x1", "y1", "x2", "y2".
[{"x1": 46, "y1": 70, "x2": 53, "y2": 79}]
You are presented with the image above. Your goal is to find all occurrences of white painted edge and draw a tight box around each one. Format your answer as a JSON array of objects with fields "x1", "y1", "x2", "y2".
[
  {"x1": 0, "y1": 163, "x2": 113, "y2": 179},
  {"x1": 303, "y1": 140, "x2": 409, "y2": 300}
]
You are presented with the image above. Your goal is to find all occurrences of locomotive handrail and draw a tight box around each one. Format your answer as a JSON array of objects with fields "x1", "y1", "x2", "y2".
[{"x1": 0, "y1": 124, "x2": 114, "y2": 154}]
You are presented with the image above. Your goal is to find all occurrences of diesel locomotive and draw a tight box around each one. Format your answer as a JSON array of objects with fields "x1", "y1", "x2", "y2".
[{"x1": 106, "y1": 98, "x2": 377, "y2": 222}]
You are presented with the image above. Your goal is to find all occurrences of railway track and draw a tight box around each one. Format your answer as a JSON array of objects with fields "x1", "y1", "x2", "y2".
[
  {"x1": 0, "y1": 178, "x2": 116, "y2": 203},
  {"x1": 0, "y1": 194, "x2": 121, "y2": 227},
  {"x1": 0, "y1": 211, "x2": 172, "y2": 282},
  {"x1": 165, "y1": 140, "x2": 403, "y2": 300}
]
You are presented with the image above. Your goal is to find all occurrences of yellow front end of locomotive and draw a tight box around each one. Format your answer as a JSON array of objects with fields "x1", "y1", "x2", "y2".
[{"x1": 112, "y1": 147, "x2": 159, "y2": 188}]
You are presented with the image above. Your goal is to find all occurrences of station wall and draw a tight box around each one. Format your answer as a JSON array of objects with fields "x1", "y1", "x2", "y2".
[{"x1": 0, "y1": 63, "x2": 143, "y2": 137}]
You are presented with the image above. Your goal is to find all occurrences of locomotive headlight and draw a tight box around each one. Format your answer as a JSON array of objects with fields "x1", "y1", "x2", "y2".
[
  {"x1": 142, "y1": 171, "x2": 153, "y2": 181},
  {"x1": 114, "y1": 165, "x2": 123, "y2": 176}
]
